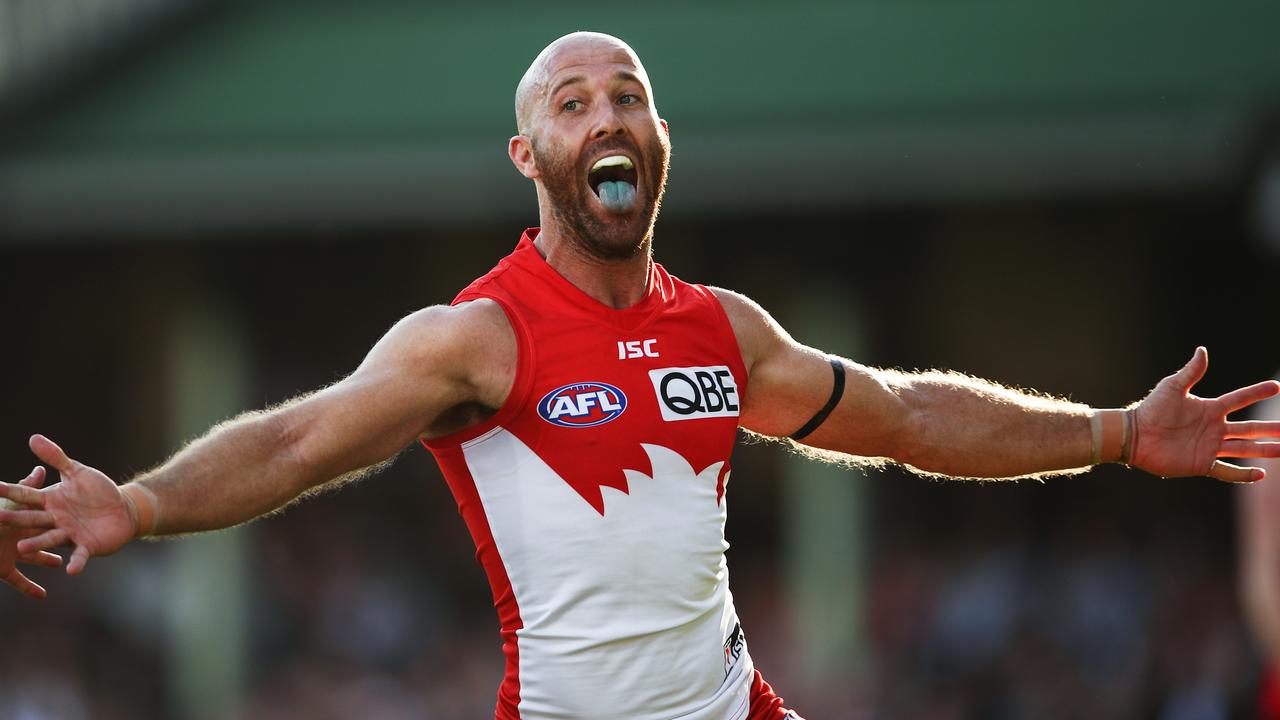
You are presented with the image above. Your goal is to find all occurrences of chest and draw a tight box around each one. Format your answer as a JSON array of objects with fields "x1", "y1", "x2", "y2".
[{"x1": 504, "y1": 307, "x2": 746, "y2": 516}]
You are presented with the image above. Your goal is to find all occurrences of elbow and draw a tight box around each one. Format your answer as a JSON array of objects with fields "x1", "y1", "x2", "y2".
[
  {"x1": 880, "y1": 399, "x2": 980, "y2": 477},
  {"x1": 267, "y1": 410, "x2": 299, "y2": 458},
  {"x1": 874, "y1": 377, "x2": 927, "y2": 466},
  {"x1": 884, "y1": 405, "x2": 931, "y2": 469},
  {"x1": 823, "y1": 371, "x2": 923, "y2": 466},
  {"x1": 262, "y1": 408, "x2": 315, "y2": 498}
]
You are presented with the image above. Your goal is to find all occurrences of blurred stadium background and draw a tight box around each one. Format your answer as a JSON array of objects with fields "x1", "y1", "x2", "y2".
[{"x1": 2, "y1": 1, "x2": 1280, "y2": 718}]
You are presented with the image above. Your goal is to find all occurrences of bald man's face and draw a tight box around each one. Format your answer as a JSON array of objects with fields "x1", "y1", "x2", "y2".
[{"x1": 512, "y1": 37, "x2": 670, "y2": 260}]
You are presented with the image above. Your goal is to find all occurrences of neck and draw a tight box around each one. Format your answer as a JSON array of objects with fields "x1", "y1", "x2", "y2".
[{"x1": 533, "y1": 224, "x2": 652, "y2": 310}]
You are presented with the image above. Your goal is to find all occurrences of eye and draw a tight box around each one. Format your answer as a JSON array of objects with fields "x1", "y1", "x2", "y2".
[
  {"x1": 618, "y1": 94, "x2": 640, "y2": 106},
  {"x1": 562, "y1": 99, "x2": 582, "y2": 112}
]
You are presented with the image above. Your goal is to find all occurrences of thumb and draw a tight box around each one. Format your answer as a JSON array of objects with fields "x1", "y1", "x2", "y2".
[
  {"x1": 29, "y1": 435, "x2": 77, "y2": 475},
  {"x1": 1169, "y1": 346, "x2": 1208, "y2": 393},
  {"x1": 67, "y1": 545, "x2": 92, "y2": 576}
]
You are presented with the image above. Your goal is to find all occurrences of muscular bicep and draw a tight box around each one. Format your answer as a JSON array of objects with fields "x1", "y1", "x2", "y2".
[
  {"x1": 714, "y1": 288, "x2": 910, "y2": 458},
  {"x1": 272, "y1": 300, "x2": 515, "y2": 486}
]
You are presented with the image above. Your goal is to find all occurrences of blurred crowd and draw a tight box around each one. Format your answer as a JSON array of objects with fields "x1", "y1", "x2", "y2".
[
  {"x1": 0, "y1": 452, "x2": 1259, "y2": 720},
  {"x1": 861, "y1": 518, "x2": 1249, "y2": 719}
]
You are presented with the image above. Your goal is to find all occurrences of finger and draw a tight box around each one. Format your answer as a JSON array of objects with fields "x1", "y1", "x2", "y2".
[
  {"x1": 1219, "y1": 440, "x2": 1280, "y2": 458},
  {"x1": 1207, "y1": 459, "x2": 1262, "y2": 483},
  {"x1": 1169, "y1": 346, "x2": 1209, "y2": 392},
  {"x1": 0, "y1": 482, "x2": 45, "y2": 509},
  {"x1": 29, "y1": 434, "x2": 77, "y2": 475},
  {"x1": 20, "y1": 550, "x2": 63, "y2": 568},
  {"x1": 66, "y1": 545, "x2": 91, "y2": 576},
  {"x1": 1218, "y1": 381, "x2": 1280, "y2": 414},
  {"x1": 0, "y1": 508, "x2": 54, "y2": 528},
  {"x1": 2, "y1": 570, "x2": 47, "y2": 600},
  {"x1": 16, "y1": 527, "x2": 68, "y2": 554},
  {"x1": 1226, "y1": 420, "x2": 1280, "y2": 439},
  {"x1": 17, "y1": 466, "x2": 46, "y2": 489}
]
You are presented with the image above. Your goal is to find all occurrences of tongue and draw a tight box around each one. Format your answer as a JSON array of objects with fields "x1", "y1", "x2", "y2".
[{"x1": 597, "y1": 180, "x2": 636, "y2": 213}]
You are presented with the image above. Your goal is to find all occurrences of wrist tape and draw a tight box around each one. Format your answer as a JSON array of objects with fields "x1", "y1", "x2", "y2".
[
  {"x1": 120, "y1": 483, "x2": 160, "y2": 537},
  {"x1": 1089, "y1": 409, "x2": 1134, "y2": 465}
]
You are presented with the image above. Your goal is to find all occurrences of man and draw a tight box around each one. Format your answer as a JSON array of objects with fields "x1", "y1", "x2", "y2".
[
  {"x1": 2, "y1": 31, "x2": 1279, "y2": 720},
  {"x1": 1239, "y1": 384, "x2": 1280, "y2": 718}
]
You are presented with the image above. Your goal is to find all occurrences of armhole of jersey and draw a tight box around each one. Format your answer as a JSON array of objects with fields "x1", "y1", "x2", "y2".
[
  {"x1": 703, "y1": 285, "x2": 751, "y2": 406},
  {"x1": 421, "y1": 292, "x2": 535, "y2": 451}
]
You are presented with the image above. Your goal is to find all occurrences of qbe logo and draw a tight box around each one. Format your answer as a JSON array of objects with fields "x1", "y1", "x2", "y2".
[
  {"x1": 648, "y1": 365, "x2": 740, "y2": 422},
  {"x1": 537, "y1": 381, "x2": 627, "y2": 428}
]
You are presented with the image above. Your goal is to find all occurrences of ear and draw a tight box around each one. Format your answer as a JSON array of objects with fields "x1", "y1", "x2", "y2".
[
  {"x1": 659, "y1": 118, "x2": 669, "y2": 136},
  {"x1": 509, "y1": 135, "x2": 539, "y2": 179}
]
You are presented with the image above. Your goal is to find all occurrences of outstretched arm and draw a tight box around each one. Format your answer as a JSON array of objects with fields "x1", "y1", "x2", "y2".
[
  {"x1": 0, "y1": 300, "x2": 515, "y2": 579},
  {"x1": 715, "y1": 288, "x2": 1280, "y2": 482}
]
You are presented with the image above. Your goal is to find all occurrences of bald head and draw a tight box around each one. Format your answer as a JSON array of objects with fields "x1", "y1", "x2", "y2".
[{"x1": 515, "y1": 32, "x2": 655, "y2": 136}]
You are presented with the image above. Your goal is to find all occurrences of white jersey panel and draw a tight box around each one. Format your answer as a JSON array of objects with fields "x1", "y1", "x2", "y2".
[{"x1": 462, "y1": 427, "x2": 754, "y2": 719}]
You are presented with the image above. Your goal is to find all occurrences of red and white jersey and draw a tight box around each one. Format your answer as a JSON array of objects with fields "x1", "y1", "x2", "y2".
[{"x1": 424, "y1": 229, "x2": 755, "y2": 719}]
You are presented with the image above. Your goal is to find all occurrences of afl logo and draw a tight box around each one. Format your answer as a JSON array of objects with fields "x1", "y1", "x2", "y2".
[{"x1": 537, "y1": 381, "x2": 628, "y2": 428}]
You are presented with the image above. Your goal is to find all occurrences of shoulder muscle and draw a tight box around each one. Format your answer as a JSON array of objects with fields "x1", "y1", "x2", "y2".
[
  {"x1": 710, "y1": 287, "x2": 834, "y2": 436},
  {"x1": 709, "y1": 287, "x2": 792, "y2": 375},
  {"x1": 361, "y1": 299, "x2": 516, "y2": 411},
  {"x1": 268, "y1": 300, "x2": 517, "y2": 480}
]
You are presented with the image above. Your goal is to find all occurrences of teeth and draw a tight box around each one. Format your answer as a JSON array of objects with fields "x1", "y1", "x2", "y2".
[{"x1": 590, "y1": 155, "x2": 634, "y2": 172}]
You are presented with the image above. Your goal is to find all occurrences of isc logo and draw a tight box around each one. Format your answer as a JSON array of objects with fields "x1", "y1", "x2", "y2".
[
  {"x1": 648, "y1": 366, "x2": 740, "y2": 421},
  {"x1": 537, "y1": 381, "x2": 628, "y2": 428},
  {"x1": 617, "y1": 339, "x2": 659, "y2": 359}
]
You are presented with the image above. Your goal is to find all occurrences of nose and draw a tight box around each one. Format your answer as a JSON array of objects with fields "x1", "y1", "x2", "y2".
[{"x1": 590, "y1": 103, "x2": 625, "y2": 140}]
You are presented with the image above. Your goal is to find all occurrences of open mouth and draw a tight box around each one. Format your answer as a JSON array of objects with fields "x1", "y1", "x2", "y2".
[{"x1": 587, "y1": 155, "x2": 639, "y2": 214}]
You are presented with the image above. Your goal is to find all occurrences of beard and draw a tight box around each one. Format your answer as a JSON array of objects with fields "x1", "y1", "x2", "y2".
[{"x1": 532, "y1": 130, "x2": 670, "y2": 262}]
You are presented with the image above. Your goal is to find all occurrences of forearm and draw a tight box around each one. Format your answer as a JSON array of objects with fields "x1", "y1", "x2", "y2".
[
  {"x1": 874, "y1": 370, "x2": 1096, "y2": 479},
  {"x1": 130, "y1": 409, "x2": 317, "y2": 535}
]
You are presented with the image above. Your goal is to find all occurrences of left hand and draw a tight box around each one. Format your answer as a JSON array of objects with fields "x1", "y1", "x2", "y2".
[
  {"x1": 1131, "y1": 347, "x2": 1280, "y2": 483},
  {"x1": 0, "y1": 466, "x2": 65, "y2": 599}
]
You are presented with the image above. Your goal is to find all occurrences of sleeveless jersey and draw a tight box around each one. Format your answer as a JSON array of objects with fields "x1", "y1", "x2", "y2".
[{"x1": 423, "y1": 229, "x2": 758, "y2": 719}]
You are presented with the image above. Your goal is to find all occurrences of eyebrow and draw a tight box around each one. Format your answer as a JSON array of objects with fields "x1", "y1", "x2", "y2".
[
  {"x1": 549, "y1": 75, "x2": 586, "y2": 99},
  {"x1": 548, "y1": 71, "x2": 645, "y2": 102}
]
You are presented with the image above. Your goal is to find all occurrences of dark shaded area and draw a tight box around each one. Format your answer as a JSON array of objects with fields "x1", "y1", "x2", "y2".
[{"x1": 2, "y1": 185, "x2": 1276, "y2": 716}]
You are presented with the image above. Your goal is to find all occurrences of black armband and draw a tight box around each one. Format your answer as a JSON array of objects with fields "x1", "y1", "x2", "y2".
[{"x1": 789, "y1": 357, "x2": 846, "y2": 441}]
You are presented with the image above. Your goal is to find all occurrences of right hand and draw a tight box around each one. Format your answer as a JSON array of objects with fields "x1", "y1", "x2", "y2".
[
  {"x1": 0, "y1": 435, "x2": 138, "y2": 576},
  {"x1": 1128, "y1": 348, "x2": 1280, "y2": 483}
]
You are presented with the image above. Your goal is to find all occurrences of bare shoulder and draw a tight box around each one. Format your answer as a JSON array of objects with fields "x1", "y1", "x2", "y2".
[
  {"x1": 385, "y1": 299, "x2": 513, "y2": 352},
  {"x1": 708, "y1": 286, "x2": 792, "y2": 373},
  {"x1": 707, "y1": 286, "x2": 758, "y2": 325},
  {"x1": 366, "y1": 299, "x2": 516, "y2": 408},
  {"x1": 405, "y1": 299, "x2": 513, "y2": 347}
]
